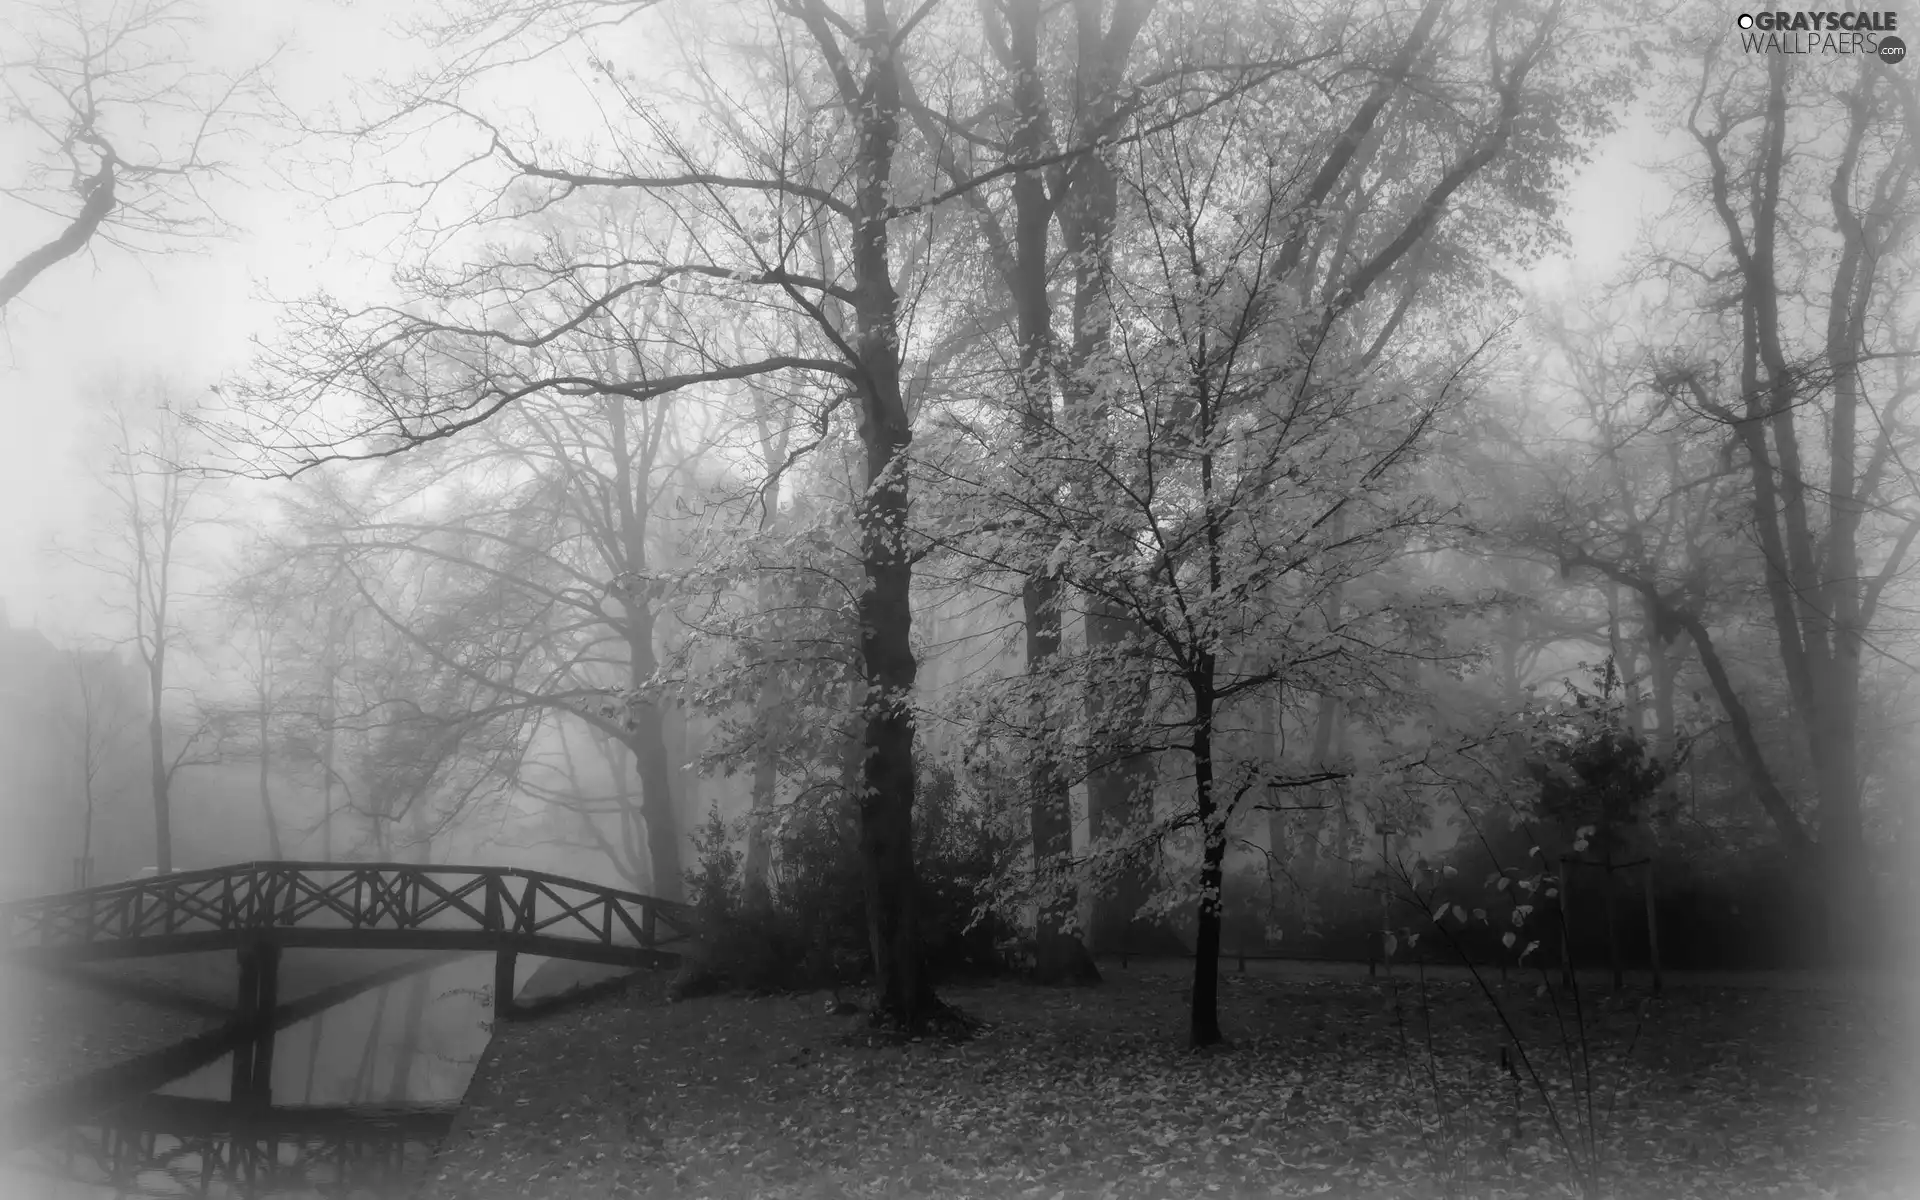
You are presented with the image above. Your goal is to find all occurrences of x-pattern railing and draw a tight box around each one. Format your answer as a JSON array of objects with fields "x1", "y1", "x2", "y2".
[{"x1": 2, "y1": 862, "x2": 697, "y2": 965}]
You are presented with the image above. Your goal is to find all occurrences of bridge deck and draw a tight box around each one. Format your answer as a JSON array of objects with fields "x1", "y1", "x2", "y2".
[{"x1": 2, "y1": 862, "x2": 696, "y2": 968}]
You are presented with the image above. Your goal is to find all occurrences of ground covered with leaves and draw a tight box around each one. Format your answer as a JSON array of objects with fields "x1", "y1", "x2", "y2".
[
  {"x1": 1, "y1": 966, "x2": 218, "y2": 1104},
  {"x1": 422, "y1": 961, "x2": 1916, "y2": 1200}
]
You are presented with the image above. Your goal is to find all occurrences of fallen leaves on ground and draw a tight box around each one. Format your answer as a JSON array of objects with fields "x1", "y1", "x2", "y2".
[
  {"x1": 0, "y1": 971, "x2": 219, "y2": 1106},
  {"x1": 422, "y1": 965, "x2": 1918, "y2": 1200}
]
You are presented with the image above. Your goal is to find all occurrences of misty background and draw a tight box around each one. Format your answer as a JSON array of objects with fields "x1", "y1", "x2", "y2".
[{"x1": 0, "y1": 0, "x2": 1907, "y2": 994}]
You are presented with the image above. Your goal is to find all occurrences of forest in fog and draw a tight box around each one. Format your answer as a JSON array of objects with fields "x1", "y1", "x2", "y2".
[{"x1": 2, "y1": 0, "x2": 1915, "y2": 1045}]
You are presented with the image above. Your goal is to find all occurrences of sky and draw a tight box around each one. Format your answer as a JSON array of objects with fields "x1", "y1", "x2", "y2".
[
  {"x1": 0, "y1": 0, "x2": 397, "y2": 641},
  {"x1": 0, "y1": 1, "x2": 1672, "y2": 644}
]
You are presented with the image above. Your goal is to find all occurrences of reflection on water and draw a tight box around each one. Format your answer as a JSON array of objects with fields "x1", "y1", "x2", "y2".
[{"x1": 6, "y1": 952, "x2": 504, "y2": 1199}]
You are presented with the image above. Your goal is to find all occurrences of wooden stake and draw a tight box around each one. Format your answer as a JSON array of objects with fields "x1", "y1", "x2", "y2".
[
  {"x1": 1558, "y1": 857, "x2": 1574, "y2": 987},
  {"x1": 1602, "y1": 852, "x2": 1622, "y2": 992},
  {"x1": 1645, "y1": 859, "x2": 1662, "y2": 995}
]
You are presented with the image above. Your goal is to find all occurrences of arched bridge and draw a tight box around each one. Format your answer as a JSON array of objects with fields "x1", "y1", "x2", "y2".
[
  {"x1": 4, "y1": 862, "x2": 693, "y2": 1158},
  {"x1": 3, "y1": 861, "x2": 696, "y2": 1065},
  {"x1": 1, "y1": 861, "x2": 696, "y2": 970}
]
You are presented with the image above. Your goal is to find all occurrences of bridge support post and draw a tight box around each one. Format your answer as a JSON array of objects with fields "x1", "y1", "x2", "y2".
[
  {"x1": 494, "y1": 949, "x2": 517, "y2": 1022},
  {"x1": 231, "y1": 940, "x2": 280, "y2": 1106}
]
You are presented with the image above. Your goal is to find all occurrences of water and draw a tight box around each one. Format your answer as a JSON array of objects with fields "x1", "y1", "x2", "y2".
[{"x1": 4, "y1": 951, "x2": 505, "y2": 1199}]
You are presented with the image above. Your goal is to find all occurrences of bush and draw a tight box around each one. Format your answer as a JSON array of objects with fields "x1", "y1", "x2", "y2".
[
  {"x1": 678, "y1": 765, "x2": 1015, "y2": 995},
  {"x1": 1425, "y1": 820, "x2": 1838, "y2": 972},
  {"x1": 1215, "y1": 859, "x2": 1391, "y2": 962}
]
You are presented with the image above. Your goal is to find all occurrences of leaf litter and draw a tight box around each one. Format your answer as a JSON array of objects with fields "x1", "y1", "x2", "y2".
[{"x1": 420, "y1": 964, "x2": 1917, "y2": 1200}]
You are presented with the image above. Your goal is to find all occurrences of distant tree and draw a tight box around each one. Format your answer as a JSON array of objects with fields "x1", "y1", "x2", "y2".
[
  {"x1": 263, "y1": 471, "x2": 538, "y2": 862},
  {"x1": 87, "y1": 386, "x2": 221, "y2": 873},
  {"x1": 299, "y1": 363, "x2": 716, "y2": 897},
  {"x1": 220, "y1": 536, "x2": 309, "y2": 858},
  {"x1": 515, "y1": 716, "x2": 659, "y2": 891},
  {"x1": 1504, "y1": 31, "x2": 1920, "y2": 958},
  {"x1": 229, "y1": 0, "x2": 1001, "y2": 1031},
  {"x1": 338, "y1": 587, "x2": 541, "y2": 860},
  {"x1": 60, "y1": 646, "x2": 138, "y2": 886}
]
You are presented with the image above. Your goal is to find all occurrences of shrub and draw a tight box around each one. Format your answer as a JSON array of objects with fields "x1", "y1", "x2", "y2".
[
  {"x1": 677, "y1": 765, "x2": 1014, "y2": 995},
  {"x1": 1217, "y1": 859, "x2": 1391, "y2": 962}
]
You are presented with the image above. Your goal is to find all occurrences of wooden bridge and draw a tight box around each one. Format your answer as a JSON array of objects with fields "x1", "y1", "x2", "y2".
[
  {"x1": 3, "y1": 860, "x2": 697, "y2": 1105},
  {"x1": 2, "y1": 861, "x2": 696, "y2": 970}
]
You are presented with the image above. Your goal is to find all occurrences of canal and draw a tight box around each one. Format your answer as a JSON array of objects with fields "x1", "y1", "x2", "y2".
[{"x1": 0, "y1": 949, "x2": 599, "y2": 1199}]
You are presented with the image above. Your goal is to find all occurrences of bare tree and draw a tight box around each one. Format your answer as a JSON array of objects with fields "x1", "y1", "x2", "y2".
[
  {"x1": 61, "y1": 646, "x2": 137, "y2": 886},
  {"x1": 1516, "y1": 40, "x2": 1920, "y2": 959},
  {"x1": 0, "y1": 0, "x2": 274, "y2": 311},
  {"x1": 230, "y1": 0, "x2": 994, "y2": 1030},
  {"x1": 223, "y1": 539, "x2": 305, "y2": 858},
  {"x1": 90, "y1": 387, "x2": 219, "y2": 873}
]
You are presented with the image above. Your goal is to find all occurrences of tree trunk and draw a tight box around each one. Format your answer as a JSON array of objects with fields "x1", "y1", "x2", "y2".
[
  {"x1": 259, "y1": 698, "x2": 283, "y2": 859},
  {"x1": 79, "y1": 778, "x2": 95, "y2": 889},
  {"x1": 1304, "y1": 520, "x2": 1348, "y2": 872},
  {"x1": 1027, "y1": 571, "x2": 1098, "y2": 984},
  {"x1": 1085, "y1": 618, "x2": 1164, "y2": 953},
  {"x1": 1698, "y1": 54, "x2": 1879, "y2": 956},
  {"x1": 1007, "y1": 0, "x2": 1096, "y2": 987},
  {"x1": 744, "y1": 389, "x2": 790, "y2": 910},
  {"x1": 1603, "y1": 584, "x2": 1643, "y2": 737},
  {"x1": 148, "y1": 664, "x2": 171, "y2": 874},
  {"x1": 745, "y1": 753, "x2": 776, "y2": 909},
  {"x1": 318, "y1": 630, "x2": 341, "y2": 862},
  {"x1": 627, "y1": 717, "x2": 682, "y2": 903},
  {"x1": 607, "y1": 397, "x2": 683, "y2": 902},
  {"x1": 1644, "y1": 617, "x2": 1678, "y2": 759},
  {"x1": 848, "y1": 12, "x2": 939, "y2": 1030},
  {"x1": 1675, "y1": 612, "x2": 1812, "y2": 854},
  {"x1": 1059, "y1": 0, "x2": 1170, "y2": 961},
  {"x1": 1189, "y1": 684, "x2": 1225, "y2": 1048}
]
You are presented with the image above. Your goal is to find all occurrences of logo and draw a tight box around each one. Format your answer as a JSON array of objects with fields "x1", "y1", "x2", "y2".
[{"x1": 1735, "y1": 10, "x2": 1904, "y2": 57}]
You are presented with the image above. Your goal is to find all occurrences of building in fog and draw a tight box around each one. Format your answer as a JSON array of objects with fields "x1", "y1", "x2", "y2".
[{"x1": 0, "y1": 604, "x2": 146, "y2": 897}]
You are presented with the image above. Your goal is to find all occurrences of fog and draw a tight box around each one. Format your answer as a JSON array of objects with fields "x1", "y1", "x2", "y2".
[{"x1": 1, "y1": 0, "x2": 1915, "y2": 1192}]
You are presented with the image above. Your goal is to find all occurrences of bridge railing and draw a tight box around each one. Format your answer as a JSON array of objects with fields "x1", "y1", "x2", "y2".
[{"x1": 2, "y1": 862, "x2": 699, "y2": 961}]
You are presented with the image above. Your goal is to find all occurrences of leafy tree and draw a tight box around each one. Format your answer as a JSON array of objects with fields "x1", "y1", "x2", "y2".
[{"x1": 929, "y1": 0, "x2": 1634, "y2": 1044}]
